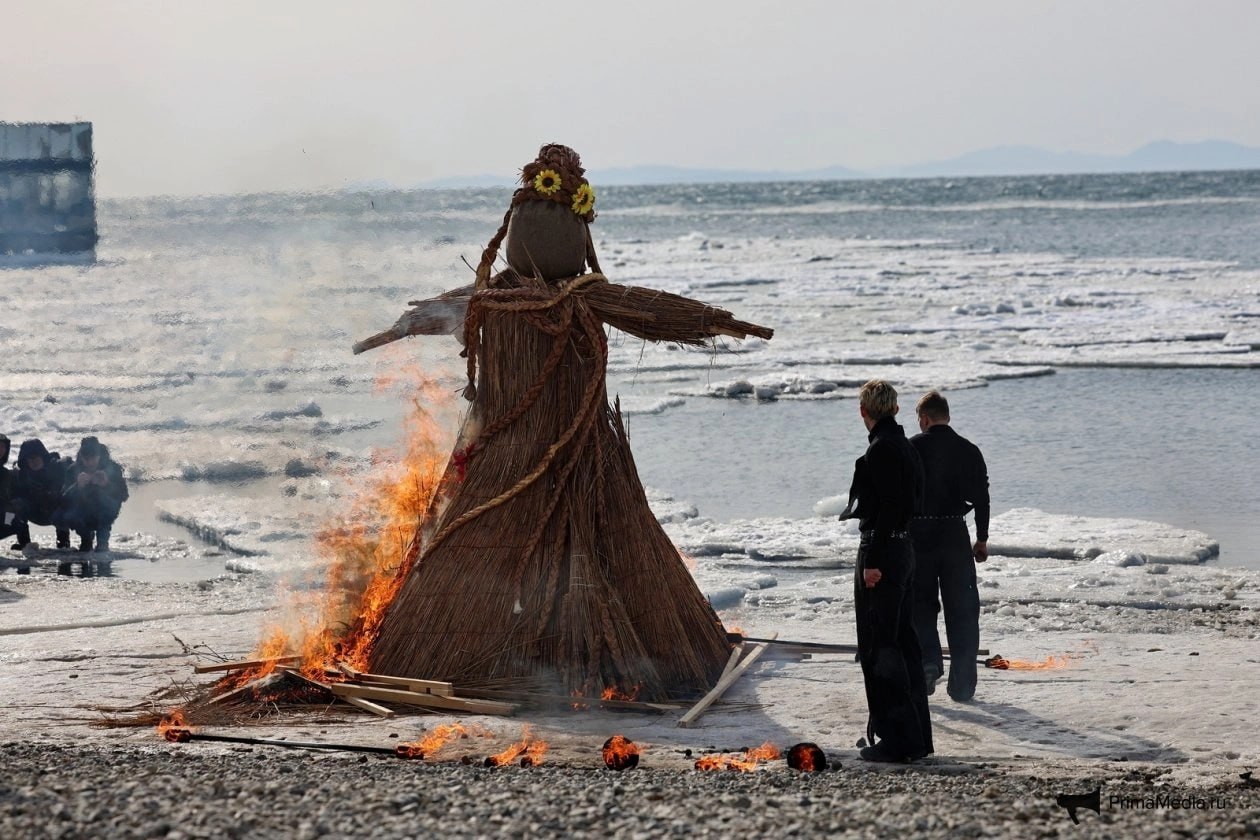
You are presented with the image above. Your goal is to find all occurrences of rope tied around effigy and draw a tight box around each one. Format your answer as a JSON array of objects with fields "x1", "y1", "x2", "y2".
[{"x1": 421, "y1": 271, "x2": 612, "y2": 608}]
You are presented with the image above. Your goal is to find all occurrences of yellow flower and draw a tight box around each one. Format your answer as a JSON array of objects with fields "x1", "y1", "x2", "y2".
[
  {"x1": 571, "y1": 182, "x2": 595, "y2": 216},
  {"x1": 533, "y1": 169, "x2": 562, "y2": 195}
]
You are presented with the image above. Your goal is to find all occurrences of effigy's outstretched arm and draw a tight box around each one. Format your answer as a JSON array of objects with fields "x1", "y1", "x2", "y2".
[
  {"x1": 352, "y1": 284, "x2": 473, "y2": 355},
  {"x1": 583, "y1": 282, "x2": 774, "y2": 345}
]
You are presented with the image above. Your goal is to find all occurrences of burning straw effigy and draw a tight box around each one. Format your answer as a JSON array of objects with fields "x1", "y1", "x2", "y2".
[{"x1": 350, "y1": 144, "x2": 774, "y2": 701}]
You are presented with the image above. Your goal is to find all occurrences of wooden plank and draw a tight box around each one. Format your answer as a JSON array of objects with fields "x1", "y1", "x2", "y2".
[
  {"x1": 340, "y1": 695, "x2": 396, "y2": 718},
  {"x1": 330, "y1": 682, "x2": 515, "y2": 716},
  {"x1": 717, "y1": 644, "x2": 744, "y2": 683},
  {"x1": 336, "y1": 663, "x2": 454, "y2": 696},
  {"x1": 678, "y1": 632, "x2": 777, "y2": 728},
  {"x1": 194, "y1": 656, "x2": 300, "y2": 674},
  {"x1": 456, "y1": 687, "x2": 681, "y2": 713}
]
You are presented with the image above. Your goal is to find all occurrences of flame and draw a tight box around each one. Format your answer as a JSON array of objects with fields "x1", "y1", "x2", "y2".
[
  {"x1": 986, "y1": 654, "x2": 1073, "y2": 670},
  {"x1": 985, "y1": 643, "x2": 1098, "y2": 671},
  {"x1": 157, "y1": 710, "x2": 191, "y2": 742},
  {"x1": 522, "y1": 739, "x2": 549, "y2": 767},
  {"x1": 600, "y1": 684, "x2": 642, "y2": 702},
  {"x1": 601, "y1": 735, "x2": 641, "y2": 770},
  {"x1": 486, "y1": 725, "x2": 548, "y2": 767},
  {"x1": 694, "y1": 741, "x2": 782, "y2": 772},
  {"x1": 223, "y1": 370, "x2": 455, "y2": 689},
  {"x1": 396, "y1": 723, "x2": 468, "y2": 759},
  {"x1": 787, "y1": 742, "x2": 825, "y2": 772}
]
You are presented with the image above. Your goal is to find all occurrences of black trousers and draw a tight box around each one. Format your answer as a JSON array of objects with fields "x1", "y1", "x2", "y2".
[
  {"x1": 855, "y1": 535, "x2": 933, "y2": 757},
  {"x1": 910, "y1": 518, "x2": 980, "y2": 700}
]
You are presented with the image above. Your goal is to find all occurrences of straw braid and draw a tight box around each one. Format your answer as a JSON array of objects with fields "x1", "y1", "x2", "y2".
[
  {"x1": 422, "y1": 274, "x2": 610, "y2": 562},
  {"x1": 509, "y1": 299, "x2": 608, "y2": 602}
]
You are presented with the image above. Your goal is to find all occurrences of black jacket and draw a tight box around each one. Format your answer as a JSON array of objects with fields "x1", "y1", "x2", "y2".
[
  {"x1": 0, "y1": 435, "x2": 11, "y2": 517},
  {"x1": 910, "y1": 424, "x2": 990, "y2": 541},
  {"x1": 840, "y1": 416, "x2": 924, "y2": 568},
  {"x1": 64, "y1": 445, "x2": 129, "y2": 511},
  {"x1": 12, "y1": 439, "x2": 70, "y2": 519}
]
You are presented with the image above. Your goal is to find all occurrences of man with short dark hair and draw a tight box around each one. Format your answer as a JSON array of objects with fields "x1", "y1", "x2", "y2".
[
  {"x1": 57, "y1": 436, "x2": 129, "y2": 553},
  {"x1": 840, "y1": 379, "x2": 933, "y2": 763},
  {"x1": 910, "y1": 389, "x2": 990, "y2": 702}
]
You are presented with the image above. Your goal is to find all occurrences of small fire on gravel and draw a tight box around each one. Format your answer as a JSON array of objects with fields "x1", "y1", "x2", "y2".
[
  {"x1": 156, "y1": 710, "x2": 191, "y2": 743},
  {"x1": 485, "y1": 725, "x2": 549, "y2": 767},
  {"x1": 601, "y1": 736, "x2": 641, "y2": 771},
  {"x1": 786, "y1": 742, "x2": 828, "y2": 772},
  {"x1": 694, "y1": 741, "x2": 782, "y2": 772},
  {"x1": 395, "y1": 723, "x2": 469, "y2": 759}
]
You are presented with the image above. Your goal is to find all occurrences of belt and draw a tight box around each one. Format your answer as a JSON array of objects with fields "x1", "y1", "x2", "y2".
[
  {"x1": 913, "y1": 514, "x2": 966, "y2": 520},
  {"x1": 860, "y1": 530, "x2": 910, "y2": 541}
]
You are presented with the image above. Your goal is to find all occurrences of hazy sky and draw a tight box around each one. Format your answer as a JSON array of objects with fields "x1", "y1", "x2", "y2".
[{"x1": 5, "y1": 0, "x2": 1259, "y2": 196}]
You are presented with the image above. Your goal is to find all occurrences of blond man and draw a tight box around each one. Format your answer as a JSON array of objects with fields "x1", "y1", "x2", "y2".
[{"x1": 839, "y1": 380, "x2": 933, "y2": 762}]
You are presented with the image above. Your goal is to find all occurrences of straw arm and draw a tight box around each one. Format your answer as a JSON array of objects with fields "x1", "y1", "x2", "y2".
[
  {"x1": 583, "y1": 282, "x2": 774, "y2": 345},
  {"x1": 351, "y1": 284, "x2": 473, "y2": 355}
]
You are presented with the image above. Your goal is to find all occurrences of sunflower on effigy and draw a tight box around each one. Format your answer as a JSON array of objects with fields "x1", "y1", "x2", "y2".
[{"x1": 518, "y1": 145, "x2": 596, "y2": 223}]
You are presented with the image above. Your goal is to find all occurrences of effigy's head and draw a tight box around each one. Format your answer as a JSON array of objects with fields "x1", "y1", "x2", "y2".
[{"x1": 504, "y1": 144, "x2": 596, "y2": 282}]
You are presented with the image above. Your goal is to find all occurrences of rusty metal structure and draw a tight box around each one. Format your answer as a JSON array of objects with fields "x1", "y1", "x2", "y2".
[{"x1": 0, "y1": 122, "x2": 97, "y2": 264}]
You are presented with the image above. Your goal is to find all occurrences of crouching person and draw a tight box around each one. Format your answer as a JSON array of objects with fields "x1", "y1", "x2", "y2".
[
  {"x1": 11, "y1": 439, "x2": 72, "y2": 550},
  {"x1": 0, "y1": 435, "x2": 19, "y2": 545},
  {"x1": 57, "y1": 437, "x2": 128, "y2": 553}
]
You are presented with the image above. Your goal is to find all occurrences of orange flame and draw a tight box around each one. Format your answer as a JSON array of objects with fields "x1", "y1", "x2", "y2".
[
  {"x1": 157, "y1": 709, "x2": 191, "y2": 743},
  {"x1": 486, "y1": 725, "x2": 548, "y2": 767},
  {"x1": 600, "y1": 684, "x2": 642, "y2": 702},
  {"x1": 786, "y1": 742, "x2": 826, "y2": 772},
  {"x1": 225, "y1": 370, "x2": 455, "y2": 689},
  {"x1": 694, "y1": 741, "x2": 782, "y2": 772},
  {"x1": 396, "y1": 723, "x2": 468, "y2": 759},
  {"x1": 984, "y1": 641, "x2": 1098, "y2": 672},
  {"x1": 602, "y1": 735, "x2": 641, "y2": 770}
]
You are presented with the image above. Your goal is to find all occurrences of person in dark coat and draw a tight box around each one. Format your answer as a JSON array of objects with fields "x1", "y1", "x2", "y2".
[
  {"x1": 0, "y1": 435, "x2": 19, "y2": 545},
  {"x1": 909, "y1": 390, "x2": 990, "y2": 702},
  {"x1": 56, "y1": 436, "x2": 129, "y2": 552},
  {"x1": 840, "y1": 379, "x2": 933, "y2": 763},
  {"x1": 10, "y1": 438, "x2": 71, "y2": 549}
]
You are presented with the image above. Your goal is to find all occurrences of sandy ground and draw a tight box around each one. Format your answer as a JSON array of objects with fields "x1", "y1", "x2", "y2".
[{"x1": 2, "y1": 527, "x2": 1258, "y2": 837}]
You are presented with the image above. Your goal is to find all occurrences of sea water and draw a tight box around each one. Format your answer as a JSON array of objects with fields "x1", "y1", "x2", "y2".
[{"x1": 3, "y1": 169, "x2": 1259, "y2": 578}]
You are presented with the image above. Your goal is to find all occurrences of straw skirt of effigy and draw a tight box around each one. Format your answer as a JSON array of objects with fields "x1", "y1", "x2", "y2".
[{"x1": 368, "y1": 295, "x2": 731, "y2": 699}]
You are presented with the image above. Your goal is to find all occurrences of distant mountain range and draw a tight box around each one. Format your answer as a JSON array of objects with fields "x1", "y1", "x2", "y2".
[{"x1": 408, "y1": 140, "x2": 1260, "y2": 189}]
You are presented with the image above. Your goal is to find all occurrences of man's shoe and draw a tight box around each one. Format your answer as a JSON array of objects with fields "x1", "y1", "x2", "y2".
[
  {"x1": 948, "y1": 689, "x2": 975, "y2": 703},
  {"x1": 859, "y1": 742, "x2": 910, "y2": 763},
  {"x1": 10, "y1": 541, "x2": 27, "y2": 552}
]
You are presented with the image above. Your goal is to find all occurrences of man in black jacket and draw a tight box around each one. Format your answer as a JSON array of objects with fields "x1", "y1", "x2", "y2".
[
  {"x1": 10, "y1": 438, "x2": 71, "y2": 550},
  {"x1": 57, "y1": 436, "x2": 129, "y2": 553},
  {"x1": 0, "y1": 435, "x2": 18, "y2": 545},
  {"x1": 910, "y1": 390, "x2": 990, "y2": 702},
  {"x1": 840, "y1": 379, "x2": 933, "y2": 762}
]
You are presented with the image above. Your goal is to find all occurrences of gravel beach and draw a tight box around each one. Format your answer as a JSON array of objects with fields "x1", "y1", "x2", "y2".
[{"x1": 3, "y1": 742, "x2": 1257, "y2": 839}]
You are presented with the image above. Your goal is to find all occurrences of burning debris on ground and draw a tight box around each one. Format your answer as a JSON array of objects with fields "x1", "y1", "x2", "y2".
[
  {"x1": 786, "y1": 742, "x2": 829, "y2": 772},
  {"x1": 693, "y1": 741, "x2": 783, "y2": 772},
  {"x1": 601, "y1": 735, "x2": 641, "y2": 771}
]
